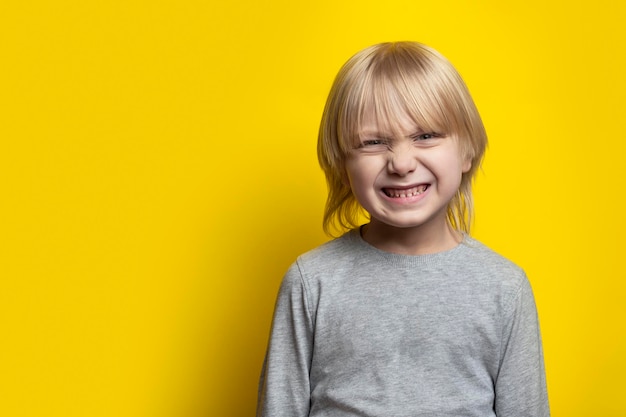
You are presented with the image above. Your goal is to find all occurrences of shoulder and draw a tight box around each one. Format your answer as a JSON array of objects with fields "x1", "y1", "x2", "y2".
[
  {"x1": 283, "y1": 230, "x2": 362, "y2": 284},
  {"x1": 297, "y1": 229, "x2": 360, "y2": 266},
  {"x1": 460, "y1": 236, "x2": 531, "y2": 301},
  {"x1": 462, "y1": 237, "x2": 524, "y2": 276}
]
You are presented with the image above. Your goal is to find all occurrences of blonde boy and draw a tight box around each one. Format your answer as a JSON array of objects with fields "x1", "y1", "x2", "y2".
[{"x1": 258, "y1": 42, "x2": 549, "y2": 417}]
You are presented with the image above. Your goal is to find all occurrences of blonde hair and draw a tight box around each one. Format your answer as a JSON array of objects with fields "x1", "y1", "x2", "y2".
[{"x1": 318, "y1": 41, "x2": 487, "y2": 236}]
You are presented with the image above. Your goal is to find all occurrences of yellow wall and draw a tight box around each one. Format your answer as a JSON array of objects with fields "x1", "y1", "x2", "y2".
[{"x1": 2, "y1": 1, "x2": 625, "y2": 415}]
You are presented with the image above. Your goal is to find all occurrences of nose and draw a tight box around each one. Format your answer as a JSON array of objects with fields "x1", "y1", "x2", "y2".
[{"x1": 387, "y1": 146, "x2": 417, "y2": 176}]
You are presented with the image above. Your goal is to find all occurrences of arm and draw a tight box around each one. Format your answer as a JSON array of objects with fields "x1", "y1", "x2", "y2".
[
  {"x1": 256, "y1": 262, "x2": 314, "y2": 417},
  {"x1": 494, "y1": 276, "x2": 550, "y2": 417}
]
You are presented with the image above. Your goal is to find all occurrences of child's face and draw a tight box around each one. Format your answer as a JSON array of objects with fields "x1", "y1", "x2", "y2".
[{"x1": 345, "y1": 113, "x2": 471, "y2": 234}]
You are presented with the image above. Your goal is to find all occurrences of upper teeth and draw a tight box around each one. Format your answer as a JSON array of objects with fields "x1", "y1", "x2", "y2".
[{"x1": 385, "y1": 185, "x2": 427, "y2": 198}]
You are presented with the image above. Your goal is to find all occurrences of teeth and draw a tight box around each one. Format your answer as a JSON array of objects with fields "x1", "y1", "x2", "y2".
[{"x1": 384, "y1": 185, "x2": 427, "y2": 198}]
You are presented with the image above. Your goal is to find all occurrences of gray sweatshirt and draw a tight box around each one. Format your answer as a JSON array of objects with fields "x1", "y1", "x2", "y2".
[{"x1": 257, "y1": 230, "x2": 549, "y2": 416}]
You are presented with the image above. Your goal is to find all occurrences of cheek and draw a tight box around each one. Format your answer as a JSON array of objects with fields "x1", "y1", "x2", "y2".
[
  {"x1": 441, "y1": 148, "x2": 469, "y2": 174},
  {"x1": 346, "y1": 170, "x2": 365, "y2": 192},
  {"x1": 345, "y1": 160, "x2": 377, "y2": 194},
  {"x1": 342, "y1": 158, "x2": 360, "y2": 187}
]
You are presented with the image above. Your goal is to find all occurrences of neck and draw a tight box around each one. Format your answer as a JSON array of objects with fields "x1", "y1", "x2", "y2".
[{"x1": 361, "y1": 220, "x2": 463, "y2": 255}]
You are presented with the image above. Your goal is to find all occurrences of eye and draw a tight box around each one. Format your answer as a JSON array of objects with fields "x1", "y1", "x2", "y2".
[
  {"x1": 411, "y1": 132, "x2": 442, "y2": 141},
  {"x1": 358, "y1": 138, "x2": 388, "y2": 148}
]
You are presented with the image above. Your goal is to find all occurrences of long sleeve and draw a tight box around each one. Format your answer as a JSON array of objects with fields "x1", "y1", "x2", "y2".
[
  {"x1": 494, "y1": 276, "x2": 550, "y2": 416},
  {"x1": 257, "y1": 262, "x2": 314, "y2": 417}
]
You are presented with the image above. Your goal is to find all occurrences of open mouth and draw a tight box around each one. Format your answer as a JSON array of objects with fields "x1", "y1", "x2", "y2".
[{"x1": 382, "y1": 184, "x2": 428, "y2": 198}]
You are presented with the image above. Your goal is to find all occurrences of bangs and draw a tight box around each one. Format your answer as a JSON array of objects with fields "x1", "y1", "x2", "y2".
[
  {"x1": 357, "y1": 78, "x2": 450, "y2": 142},
  {"x1": 337, "y1": 45, "x2": 465, "y2": 150}
]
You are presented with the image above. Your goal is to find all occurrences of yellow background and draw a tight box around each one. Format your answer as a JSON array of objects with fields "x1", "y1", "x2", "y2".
[{"x1": 1, "y1": 1, "x2": 625, "y2": 415}]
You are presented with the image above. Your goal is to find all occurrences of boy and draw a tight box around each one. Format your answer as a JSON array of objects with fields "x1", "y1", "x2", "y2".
[{"x1": 257, "y1": 41, "x2": 549, "y2": 417}]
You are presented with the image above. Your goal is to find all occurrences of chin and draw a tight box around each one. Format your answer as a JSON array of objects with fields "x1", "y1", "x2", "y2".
[
  {"x1": 371, "y1": 211, "x2": 448, "y2": 231},
  {"x1": 373, "y1": 218, "x2": 430, "y2": 230}
]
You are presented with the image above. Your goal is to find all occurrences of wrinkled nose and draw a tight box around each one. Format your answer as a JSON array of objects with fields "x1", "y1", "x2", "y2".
[{"x1": 387, "y1": 148, "x2": 417, "y2": 176}]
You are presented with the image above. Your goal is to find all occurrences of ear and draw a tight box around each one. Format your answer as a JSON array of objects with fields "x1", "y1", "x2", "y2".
[{"x1": 462, "y1": 157, "x2": 472, "y2": 174}]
